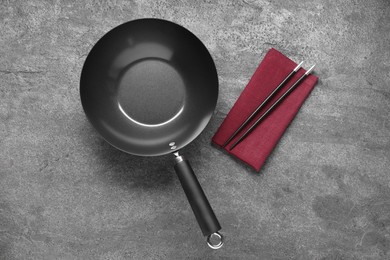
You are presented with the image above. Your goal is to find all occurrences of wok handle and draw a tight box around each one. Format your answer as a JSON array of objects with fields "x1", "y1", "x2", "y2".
[{"x1": 173, "y1": 153, "x2": 223, "y2": 249}]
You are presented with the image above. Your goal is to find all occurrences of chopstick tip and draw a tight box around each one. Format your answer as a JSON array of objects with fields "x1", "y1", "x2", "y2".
[
  {"x1": 229, "y1": 142, "x2": 237, "y2": 150},
  {"x1": 294, "y1": 61, "x2": 304, "y2": 72},
  {"x1": 305, "y1": 64, "x2": 316, "y2": 75}
]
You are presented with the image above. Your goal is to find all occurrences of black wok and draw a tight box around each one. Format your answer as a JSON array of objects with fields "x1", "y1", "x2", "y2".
[{"x1": 80, "y1": 19, "x2": 223, "y2": 249}]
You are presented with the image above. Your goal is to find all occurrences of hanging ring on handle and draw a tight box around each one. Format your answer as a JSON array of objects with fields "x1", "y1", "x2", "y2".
[{"x1": 207, "y1": 232, "x2": 224, "y2": 249}]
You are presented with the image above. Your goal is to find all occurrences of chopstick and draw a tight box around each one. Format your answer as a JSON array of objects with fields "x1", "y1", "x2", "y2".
[
  {"x1": 222, "y1": 61, "x2": 304, "y2": 148},
  {"x1": 229, "y1": 64, "x2": 316, "y2": 150}
]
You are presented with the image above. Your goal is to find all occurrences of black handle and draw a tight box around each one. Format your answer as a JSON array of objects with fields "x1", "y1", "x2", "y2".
[{"x1": 173, "y1": 155, "x2": 222, "y2": 239}]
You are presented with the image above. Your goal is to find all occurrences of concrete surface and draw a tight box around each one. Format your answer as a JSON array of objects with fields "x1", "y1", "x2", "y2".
[{"x1": 1, "y1": 0, "x2": 390, "y2": 259}]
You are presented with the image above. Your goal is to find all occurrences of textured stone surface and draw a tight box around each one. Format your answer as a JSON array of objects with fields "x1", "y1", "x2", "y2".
[{"x1": 1, "y1": 0, "x2": 390, "y2": 259}]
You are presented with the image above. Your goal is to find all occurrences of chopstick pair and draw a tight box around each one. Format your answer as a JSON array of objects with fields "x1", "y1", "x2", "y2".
[{"x1": 223, "y1": 62, "x2": 316, "y2": 150}]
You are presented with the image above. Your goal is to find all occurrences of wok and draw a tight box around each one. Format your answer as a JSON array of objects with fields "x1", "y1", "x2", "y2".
[{"x1": 80, "y1": 18, "x2": 223, "y2": 249}]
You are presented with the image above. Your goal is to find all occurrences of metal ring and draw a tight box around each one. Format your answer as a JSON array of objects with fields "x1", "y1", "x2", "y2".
[{"x1": 207, "y1": 232, "x2": 224, "y2": 249}]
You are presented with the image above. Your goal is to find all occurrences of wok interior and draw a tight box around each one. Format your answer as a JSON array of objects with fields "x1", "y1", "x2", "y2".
[{"x1": 80, "y1": 19, "x2": 218, "y2": 156}]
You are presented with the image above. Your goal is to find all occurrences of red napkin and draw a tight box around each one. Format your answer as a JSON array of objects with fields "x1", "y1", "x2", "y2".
[{"x1": 212, "y1": 48, "x2": 318, "y2": 171}]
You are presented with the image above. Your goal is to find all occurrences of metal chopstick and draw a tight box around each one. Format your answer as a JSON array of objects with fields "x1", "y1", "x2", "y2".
[
  {"x1": 229, "y1": 64, "x2": 316, "y2": 150},
  {"x1": 222, "y1": 61, "x2": 304, "y2": 147}
]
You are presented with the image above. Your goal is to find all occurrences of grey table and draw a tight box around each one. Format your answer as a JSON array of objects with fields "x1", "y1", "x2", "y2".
[{"x1": 1, "y1": 1, "x2": 389, "y2": 259}]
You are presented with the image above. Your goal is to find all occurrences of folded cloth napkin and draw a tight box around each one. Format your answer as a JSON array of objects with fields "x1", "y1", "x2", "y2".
[{"x1": 212, "y1": 48, "x2": 318, "y2": 171}]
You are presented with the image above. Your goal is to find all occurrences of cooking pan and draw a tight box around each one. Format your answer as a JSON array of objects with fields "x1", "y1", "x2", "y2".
[{"x1": 80, "y1": 18, "x2": 223, "y2": 249}]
